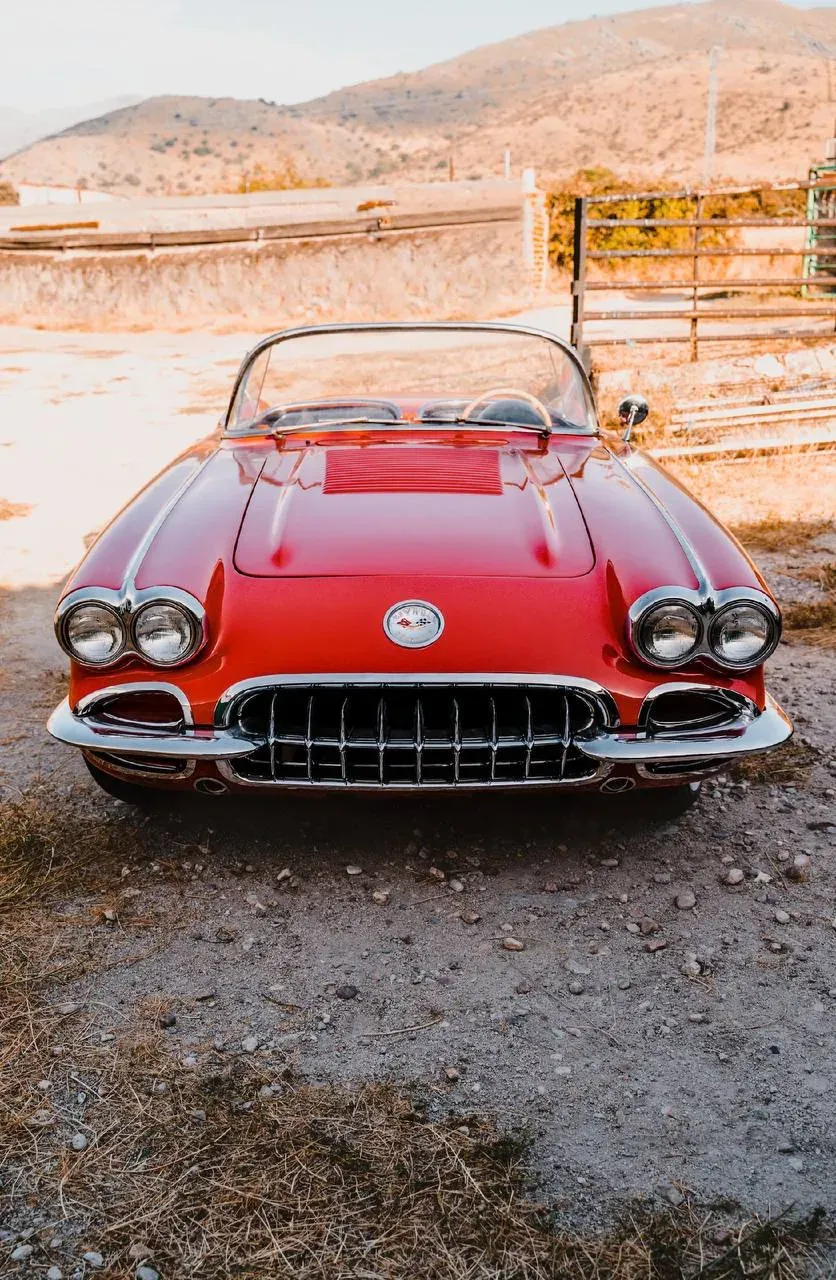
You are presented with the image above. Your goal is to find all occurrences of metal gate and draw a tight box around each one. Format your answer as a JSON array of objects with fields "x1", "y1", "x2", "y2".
[{"x1": 570, "y1": 182, "x2": 836, "y2": 362}]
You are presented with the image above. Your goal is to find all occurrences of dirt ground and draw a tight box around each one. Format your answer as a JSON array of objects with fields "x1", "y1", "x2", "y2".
[{"x1": 1, "y1": 327, "x2": 835, "y2": 1258}]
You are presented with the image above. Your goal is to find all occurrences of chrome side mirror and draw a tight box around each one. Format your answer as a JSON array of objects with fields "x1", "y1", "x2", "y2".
[{"x1": 618, "y1": 393, "x2": 649, "y2": 442}]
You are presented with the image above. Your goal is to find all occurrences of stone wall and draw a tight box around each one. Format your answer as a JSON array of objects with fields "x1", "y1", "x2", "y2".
[{"x1": 0, "y1": 219, "x2": 530, "y2": 330}]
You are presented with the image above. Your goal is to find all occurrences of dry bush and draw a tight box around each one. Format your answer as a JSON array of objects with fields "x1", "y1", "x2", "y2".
[{"x1": 730, "y1": 519, "x2": 834, "y2": 555}]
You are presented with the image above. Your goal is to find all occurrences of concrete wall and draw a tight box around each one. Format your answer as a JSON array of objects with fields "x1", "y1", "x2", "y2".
[{"x1": 0, "y1": 219, "x2": 530, "y2": 329}]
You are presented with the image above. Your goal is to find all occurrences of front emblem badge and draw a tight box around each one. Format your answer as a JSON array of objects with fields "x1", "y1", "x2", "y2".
[{"x1": 383, "y1": 600, "x2": 445, "y2": 649}]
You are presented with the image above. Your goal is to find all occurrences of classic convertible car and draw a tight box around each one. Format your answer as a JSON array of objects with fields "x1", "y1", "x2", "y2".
[{"x1": 48, "y1": 322, "x2": 791, "y2": 810}]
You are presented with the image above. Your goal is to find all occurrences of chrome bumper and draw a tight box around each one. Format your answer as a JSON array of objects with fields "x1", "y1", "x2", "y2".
[
  {"x1": 48, "y1": 690, "x2": 792, "y2": 770},
  {"x1": 577, "y1": 693, "x2": 792, "y2": 765},
  {"x1": 47, "y1": 697, "x2": 254, "y2": 760}
]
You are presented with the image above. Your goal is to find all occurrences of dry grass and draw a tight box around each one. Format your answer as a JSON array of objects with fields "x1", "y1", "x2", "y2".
[
  {"x1": 0, "y1": 498, "x2": 33, "y2": 521},
  {"x1": 730, "y1": 519, "x2": 834, "y2": 556},
  {"x1": 731, "y1": 738, "x2": 820, "y2": 787},
  {"x1": 2, "y1": 797, "x2": 833, "y2": 1278}
]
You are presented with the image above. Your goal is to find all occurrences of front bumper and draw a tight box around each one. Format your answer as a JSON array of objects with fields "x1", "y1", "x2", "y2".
[{"x1": 47, "y1": 688, "x2": 793, "y2": 782}]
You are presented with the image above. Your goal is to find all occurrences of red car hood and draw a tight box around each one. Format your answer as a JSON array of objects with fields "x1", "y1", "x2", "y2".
[{"x1": 233, "y1": 440, "x2": 595, "y2": 578}]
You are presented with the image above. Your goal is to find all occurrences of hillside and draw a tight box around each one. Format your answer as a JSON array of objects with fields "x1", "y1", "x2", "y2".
[{"x1": 2, "y1": 0, "x2": 835, "y2": 196}]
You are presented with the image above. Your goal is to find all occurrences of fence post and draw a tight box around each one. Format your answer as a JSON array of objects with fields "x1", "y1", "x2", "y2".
[
  {"x1": 690, "y1": 192, "x2": 703, "y2": 362},
  {"x1": 571, "y1": 196, "x2": 588, "y2": 358}
]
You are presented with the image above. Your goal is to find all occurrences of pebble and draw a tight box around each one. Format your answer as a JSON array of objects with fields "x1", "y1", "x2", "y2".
[
  {"x1": 787, "y1": 854, "x2": 812, "y2": 883},
  {"x1": 645, "y1": 939, "x2": 667, "y2": 953},
  {"x1": 336, "y1": 984, "x2": 359, "y2": 1000},
  {"x1": 136, "y1": 1269, "x2": 160, "y2": 1280},
  {"x1": 675, "y1": 889, "x2": 696, "y2": 910},
  {"x1": 83, "y1": 1253, "x2": 104, "y2": 1269},
  {"x1": 723, "y1": 868, "x2": 745, "y2": 886},
  {"x1": 428, "y1": 866, "x2": 446, "y2": 881},
  {"x1": 46, "y1": 1268, "x2": 63, "y2": 1280},
  {"x1": 599, "y1": 857, "x2": 620, "y2": 868},
  {"x1": 158, "y1": 1011, "x2": 177, "y2": 1028},
  {"x1": 618, "y1": 978, "x2": 632, "y2": 990},
  {"x1": 10, "y1": 1245, "x2": 34, "y2": 1262},
  {"x1": 638, "y1": 917, "x2": 659, "y2": 935},
  {"x1": 345, "y1": 864, "x2": 363, "y2": 876},
  {"x1": 128, "y1": 1243, "x2": 152, "y2": 1261},
  {"x1": 460, "y1": 910, "x2": 481, "y2": 925},
  {"x1": 515, "y1": 980, "x2": 532, "y2": 995},
  {"x1": 568, "y1": 979, "x2": 585, "y2": 995},
  {"x1": 276, "y1": 867, "x2": 292, "y2": 882},
  {"x1": 774, "y1": 908, "x2": 791, "y2": 925},
  {"x1": 70, "y1": 1132, "x2": 88, "y2": 1151},
  {"x1": 788, "y1": 1156, "x2": 805, "y2": 1173},
  {"x1": 444, "y1": 1066, "x2": 460, "y2": 1081},
  {"x1": 688, "y1": 1012, "x2": 709, "y2": 1024},
  {"x1": 371, "y1": 890, "x2": 391, "y2": 906},
  {"x1": 449, "y1": 878, "x2": 465, "y2": 893},
  {"x1": 502, "y1": 937, "x2": 525, "y2": 952},
  {"x1": 193, "y1": 988, "x2": 216, "y2": 1002},
  {"x1": 658, "y1": 1183, "x2": 684, "y2": 1207},
  {"x1": 241, "y1": 1036, "x2": 259, "y2": 1054}
]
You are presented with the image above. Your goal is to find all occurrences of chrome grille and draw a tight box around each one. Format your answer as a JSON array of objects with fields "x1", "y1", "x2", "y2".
[{"x1": 224, "y1": 683, "x2": 609, "y2": 788}]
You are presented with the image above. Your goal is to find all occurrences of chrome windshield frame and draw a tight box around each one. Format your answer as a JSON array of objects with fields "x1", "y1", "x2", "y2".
[{"x1": 221, "y1": 321, "x2": 599, "y2": 437}]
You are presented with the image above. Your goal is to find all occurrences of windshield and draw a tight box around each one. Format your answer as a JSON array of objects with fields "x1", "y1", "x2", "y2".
[{"x1": 226, "y1": 325, "x2": 597, "y2": 435}]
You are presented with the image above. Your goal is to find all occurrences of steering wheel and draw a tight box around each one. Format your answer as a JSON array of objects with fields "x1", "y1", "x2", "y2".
[{"x1": 462, "y1": 386, "x2": 553, "y2": 429}]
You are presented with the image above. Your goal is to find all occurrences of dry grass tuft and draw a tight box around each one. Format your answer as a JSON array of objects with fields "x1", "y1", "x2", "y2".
[
  {"x1": 732, "y1": 738, "x2": 819, "y2": 788},
  {"x1": 0, "y1": 498, "x2": 33, "y2": 521},
  {"x1": 730, "y1": 518, "x2": 834, "y2": 555}
]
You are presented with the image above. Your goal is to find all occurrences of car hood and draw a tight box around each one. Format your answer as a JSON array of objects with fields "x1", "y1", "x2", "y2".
[{"x1": 233, "y1": 440, "x2": 596, "y2": 578}]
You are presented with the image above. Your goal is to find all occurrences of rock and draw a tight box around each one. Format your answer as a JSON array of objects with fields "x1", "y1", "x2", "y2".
[
  {"x1": 193, "y1": 989, "x2": 216, "y2": 1001},
  {"x1": 774, "y1": 908, "x2": 791, "y2": 925},
  {"x1": 788, "y1": 1156, "x2": 805, "y2": 1172},
  {"x1": 787, "y1": 854, "x2": 811, "y2": 883},
  {"x1": 47, "y1": 1268, "x2": 63, "y2": 1280},
  {"x1": 428, "y1": 866, "x2": 446, "y2": 881},
  {"x1": 568, "y1": 979, "x2": 585, "y2": 995},
  {"x1": 57, "y1": 1001, "x2": 81, "y2": 1016},
  {"x1": 444, "y1": 1066, "x2": 460, "y2": 1081},
  {"x1": 460, "y1": 911, "x2": 481, "y2": 925},
  {"x1": 723, "y1": 868, "x2": 745, "y2": 886},
  {"x1": 618, "y1": 978, "x2": 632, "y2": 990},
  {"x1": 675, "y1": 889, "x2": 696, "y2": 910},
  {"x1": 600, "y1": 858, "x2": 620, "y2": 868},
  {"x1": 565, "y1": 959, "x2": 591, "y2": 975},
  {"x1": 371, "y1": 889, "x2": 391, "y2": 906},
  {"x1": 158, "y1": 1011, "x2": 177, "y2": 1028},
  {"x1": 515, "y1": 980, "x2": 532, "y2": 995},
  {"x1": 502, "y1": 937, "x2": 525, "y2": 952},
  {"x1": 83, "y1": 1253, "x2": 104, "y2": 1269},
  {"x1": 215, "y1": 926, "x2": 236, "y2": 943},
  {"x1": 542, "y1": 881, "x2": 558, "y2": 893},
  {"x1": 688, "y1": 1012, "x2": 709, "y2": 1024},
  {"x1": 276, "y1": 867, "x2": 292, "y2": 882},
  {"x1": 345, "y1": 864, "x2": 363, "y2": 876},
  {"x1": 241, "y1": 1036, "x2": 259, "y2": 1054},
  {"x1": 645, "y1": 939, "x2": 667, "y2": 953},
  {"x1": 638, "y1": 917, "x2": 659, "y2": 935},
  {"x1": 70, "y1": 1132, "x2": 88, "y2": 1151},
  {"x1": 625, "y1": 921, "x2": 641, "y2": 934},
  {"x1": 449, "y1": 878, "x2": 465, "y2": 893},
  {"x1": 128, "y1": 1243, "x2": 152, "y2": 1261},
  {"x1": 336, "y1": 984, "x2": 359, "y2": 1000},
  {"x1": 103, "y1": 908, "x2": 117, "y2": 924},
  {"x1": 658, "y1": 1183, "x2": 684, "y2": 1207},
  {"x1": 777, "y1": 1138, "x2": 794, "y2": 1152},
  {"x1": 10, "y1": 1245, "x2": 34, "y2": 1262}
]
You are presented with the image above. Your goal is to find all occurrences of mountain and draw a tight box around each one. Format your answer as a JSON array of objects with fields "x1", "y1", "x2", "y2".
[
  {"x1": 2, "y1": 0, "x2": 834, "y2": 197},
  {"x1": 0, "y1": 96, "x2": 141, "y2": 162}
]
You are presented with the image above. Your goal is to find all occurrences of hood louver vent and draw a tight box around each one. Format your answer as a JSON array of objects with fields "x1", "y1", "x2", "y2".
[{"x1": 323, "y1": 447, "x2": 503, "y2": 495}]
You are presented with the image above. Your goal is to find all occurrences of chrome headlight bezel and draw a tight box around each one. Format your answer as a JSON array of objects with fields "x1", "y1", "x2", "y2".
[
  {"x1": 59, "y1": 600, "x2": 127, "y2": 667},
  {"x1": 55, "y1": 587, "x2": 206, "y2": 670},
  {"x1": 707, "y1": 600, "x2": 780, "y2": 670},
  {"x1": 131, "y1": 600, "x2": 202, "y2": 667},
  {"x1": 628, "y1": 587, "x2": 781, "y2": 673},
  {"x1": 634, "y1": 599, "x2": 702, "y2": 669}
]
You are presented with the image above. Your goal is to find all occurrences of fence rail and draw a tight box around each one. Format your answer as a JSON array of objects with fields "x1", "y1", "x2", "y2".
[
  {"x1": 570, "y1": 181, "x2": 836, "y2": 361},
  {"x1": 0, "y1": 204, "x2": 520, "y2": 254}
]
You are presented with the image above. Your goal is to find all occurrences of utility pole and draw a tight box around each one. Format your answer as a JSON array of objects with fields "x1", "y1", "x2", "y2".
[
  {"x1": 503, "y1": 147, "x2": 511, "y2": 180},
  {"x1": 703, "y1": 46, "x2": 720, "y2": 186}
]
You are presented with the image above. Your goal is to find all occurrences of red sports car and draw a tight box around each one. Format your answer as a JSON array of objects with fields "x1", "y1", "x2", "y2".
[{"x1": 48, "y1": 322, "x2": 791, "y2": 810}]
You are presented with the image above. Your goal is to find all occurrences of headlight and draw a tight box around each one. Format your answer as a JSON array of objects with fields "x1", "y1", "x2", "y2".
[
  {"x1": 709, "y1": 603, "x2": 777, "y2": 668},
  {"x1": 636, "y1": 602, "x2": 701, "y2": 666},
  {"x1": 133, "y1": 602, "x2": 198, "y2": 666},
  {"x1": 63, "y1": 603, "x2": 125, "y2": 665}
]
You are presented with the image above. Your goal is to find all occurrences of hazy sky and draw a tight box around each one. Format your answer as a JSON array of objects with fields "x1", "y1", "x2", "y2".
[{"x1": 2, "y1": 0, "x2": 829, "y2": 113}]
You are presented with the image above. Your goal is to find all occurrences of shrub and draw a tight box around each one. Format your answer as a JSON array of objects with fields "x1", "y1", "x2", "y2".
[
  {"x1": 0, "y1": 179, "x2": 19, "y2": 205},
  {"x1": 236, "y1": 159, "x2": 329, "y2": 192}
]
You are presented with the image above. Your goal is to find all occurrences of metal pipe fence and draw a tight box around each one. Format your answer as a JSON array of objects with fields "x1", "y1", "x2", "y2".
[{"x1": 570, "y1": 182, "x2": 836, "y2": 362}]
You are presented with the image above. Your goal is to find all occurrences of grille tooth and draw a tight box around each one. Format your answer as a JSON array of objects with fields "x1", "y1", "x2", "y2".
[{"x1": 228, "y1": 683, "x2": 607, "y2": 788}]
